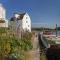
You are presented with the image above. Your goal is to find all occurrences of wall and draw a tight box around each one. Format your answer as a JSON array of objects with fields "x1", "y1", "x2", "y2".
[
  {"x1": 22, "y1": 13, "x2": 31, "y2": 32},
  {"x1": 0, "y1": 4, "x2": 6, "y2": 19}
]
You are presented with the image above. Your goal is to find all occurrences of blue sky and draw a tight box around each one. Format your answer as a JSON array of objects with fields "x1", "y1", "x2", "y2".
[{"x1": 0, "y1": 0, "x2": 60, "y2": 28}]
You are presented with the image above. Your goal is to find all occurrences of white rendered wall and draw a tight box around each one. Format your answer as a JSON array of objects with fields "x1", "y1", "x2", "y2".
[
  {"x1": 0, "y1": 4, "x2": 8, "y2": 27},
  {"x1": 5, "y1": 19, "x2": 8, "y2": 27},
  {"x1": 12, "y1": 13, "x2": 31, "y2": 32},
  {"x1": 22, "y1": 13, "x2": 31, "y2": 32},
  {"x1": 0, "y1": 4, "x2": 6, "y2": 19},
  {"x1": 16, "y1": 20, "x2": 22, "y2": 30},
  {"x1": 14, "y1": 14, "x2": 19, "y2": 18},
  {"x1": 0, "y1": 20, "x2": 8, "y2": 27},
  {"x1": 3, "y1": 8, "x2": 6, "y2": 19}
]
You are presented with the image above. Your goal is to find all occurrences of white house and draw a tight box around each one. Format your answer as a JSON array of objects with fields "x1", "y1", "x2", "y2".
[
  {"x1": 10, "y1": 13, "x2": 31, "y2": 32},
  {"x1": 0, "y1": 3, "x2": 8, "y2": 27}
]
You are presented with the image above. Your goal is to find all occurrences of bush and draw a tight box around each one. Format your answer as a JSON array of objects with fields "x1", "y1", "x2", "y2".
[
  {"x1": 0, "y1": 28, "x2": 8, "y2": 33},
  {"x1": 0, "y1": 31, "x2": 33, "y2": 60}
]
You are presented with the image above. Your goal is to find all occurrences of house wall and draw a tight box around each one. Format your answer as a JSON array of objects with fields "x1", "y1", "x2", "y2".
[
  {"x1": 5, "y1": 20, "x2": 8, "y2": 27},
  {"x1": 22, "y1": 13, "x2": 31, "y2": 32},
  {"x1": 10, "y1": 13, "x2": 31, "y2": 32},
  {"x1": 0, "y1": 23, "x2": 7, "y2": 27},
  {"x1": 10, "y1": 20, "x2": 22, "y2": 32},
  {"x1": 16, "y1": 20, "x2": 22, "y2": 30},
  {"x1": 0, "y1": 20, "x2": 8, "y2": 27},
  {"x1": 0, "y1": 4, "x2": 8, "y2": 27},
  {"x1": 0, "y1": 4, "x2": 6, "y2": 19},
  {"x1": 10, "y1": 20, "x2": 17, "y2": 31}
]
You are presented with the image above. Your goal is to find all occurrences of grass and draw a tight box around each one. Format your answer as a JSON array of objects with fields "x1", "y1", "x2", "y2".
[
  {"x1": 40, "y1": 54, "x2": 47, "y2": 60},
  {"x1": 40, "y1": 50, "x2": 47, "y2": 60}
]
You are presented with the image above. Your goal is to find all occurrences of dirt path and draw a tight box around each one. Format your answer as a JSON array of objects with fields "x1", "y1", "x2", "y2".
[{"x1": 25, "y1": 33, "x2": 40, "y2": 60}]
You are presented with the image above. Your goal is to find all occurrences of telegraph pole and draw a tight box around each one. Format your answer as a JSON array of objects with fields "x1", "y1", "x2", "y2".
[{"x1": 56, "y1": 24, "x2": 57, "y2": 37}]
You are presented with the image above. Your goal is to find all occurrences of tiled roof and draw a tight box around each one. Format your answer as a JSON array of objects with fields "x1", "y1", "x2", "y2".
[
  {"x1": 19, "y1": 13, "x2": 25, "y2": 20},
  {"x1": 10, "y1": 13, "x2": 25, "y2": 21}
]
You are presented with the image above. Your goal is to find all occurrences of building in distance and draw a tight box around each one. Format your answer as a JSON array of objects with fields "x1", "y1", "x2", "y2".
[
  {"x1": 10, "y1": 12, "x2": 31, "y2": 32},
  {"x1": 0, "y1": 3, "x2": 8, "y2": 27}
]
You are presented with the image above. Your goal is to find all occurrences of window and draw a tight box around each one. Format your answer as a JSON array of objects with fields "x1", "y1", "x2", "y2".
[
  {"x1": 28, "y1": 25, "x2": 29, "y2": 27},
  {"x1": 26, "y1": 17, "x2": 28, "y2": 19},
  {"x1": 26, "y1": 21, "x2": 28, "y2": 23}
]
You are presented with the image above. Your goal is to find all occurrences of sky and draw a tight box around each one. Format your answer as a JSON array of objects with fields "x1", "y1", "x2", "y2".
[{"x1": 0, "y1": 0, "x2": 60, "y2": 28}]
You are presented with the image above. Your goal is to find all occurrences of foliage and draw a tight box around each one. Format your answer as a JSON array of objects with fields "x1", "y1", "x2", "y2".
[
  {"x1": 47, "y1": 40, "x2": 56, "y2": 45},
  {"x1": 32, "y1": 28, "x2": 43, "y2": 31},
  {"x1": 0, "y1": 28, "x2": 8, "y2": 33},
  {"x1": 0, "y1": 29, "x2": 33, "y2": 60},
  {"x1": 32, "y1": 27, "x2": 54, "y2": 31},
  {"x1": 55, "y1": 27, "x2": 60, "y2": 31}
]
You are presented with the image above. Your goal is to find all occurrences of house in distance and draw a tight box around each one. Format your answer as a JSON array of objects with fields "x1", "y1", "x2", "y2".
[
  {"x1": 10, "y1": 12, "x2": 31, "y2": 32},
  {"x1": 0, "y1": 3, "x2": 8, "y2": 27}
]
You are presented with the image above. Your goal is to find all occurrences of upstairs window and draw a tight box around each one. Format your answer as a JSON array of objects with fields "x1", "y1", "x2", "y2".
[
  {"x1": 26, "y1": 21, "x2": 28, "y2": 23},
  {"x1": 26, "y1": 17, "x2": 28, "y2": 19},
  {"x1": 28, "y1": 25, "x2": 29, "y2": 27}
]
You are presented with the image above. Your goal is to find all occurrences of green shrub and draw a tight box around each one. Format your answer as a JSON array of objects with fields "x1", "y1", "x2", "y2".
[
  {"x1": 0, "y1": 28, "x2": 8, "y2": 33},
  {"x1": 0, "y1": 32, "x2": 33, "y2": 60}
]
